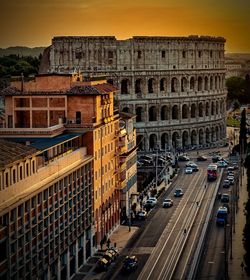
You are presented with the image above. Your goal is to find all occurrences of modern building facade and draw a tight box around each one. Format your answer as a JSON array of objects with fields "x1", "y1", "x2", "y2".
[
  {"x1": 118, "y1": 112, "x2": 137, "y2": 222},
  {"x1": 0, "y1": 73, "x2": 122, "y2": 279},
  {"x1": 41, "y1": 35, "x2": 228, "y2": 152}
]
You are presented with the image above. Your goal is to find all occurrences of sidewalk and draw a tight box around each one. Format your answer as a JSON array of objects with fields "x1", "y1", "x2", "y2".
[{"x1": 228, "y1": 167, "x2": 250, "y2": 279}]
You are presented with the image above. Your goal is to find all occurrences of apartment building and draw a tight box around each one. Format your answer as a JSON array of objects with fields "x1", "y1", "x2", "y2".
[{"x1": 0, "y1": 72, "x2": 121, "y2": 279}]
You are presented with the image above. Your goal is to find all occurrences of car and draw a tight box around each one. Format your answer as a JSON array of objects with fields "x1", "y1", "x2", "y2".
[
  {"x1": 217, "y1": 161, "x2": 228, "y2": 168},
  {"x1": 227, "y1": 166, "x2": 235, "y2": 172},
  {"x1": 227, "y1": 171, "x2": 234, "y2": 177},
  {"x1": 185, "y1": 166, "x2": 193, "y2": 174},
  {"x1": 137, "y1": 210, "x2": 147, "y2": 220},
  {"x1": 96, "y1": 257, "x2": 110, "y2": 271},
  {"x1": 140, "y1": 155, "x2": 153, "y2": 161},
  {"x1": 223, "y1": 179, "x2": 230, "y2": 188},
  {"x1": 221, "y1": 193, "x2": 230, "y2": 203},
  {"x1": 174, "y1": 188, "x2": 184, "y2": 197},
  {"x1": 162, "y1": 198, "x2": 173, "y2": 208},
  {"x1": 148, "y1": 197, "x2": 157, "y2": 203},
  {"x1": 222, "y1": 203, "x2": 230, "y2": 213},
  {"x1": 186, "y1": 161, "x2": 194, "y2": 167},
  {"x1": 144, "y1": 199, "x2": 156, "y2": 208},
  {"x1": 227, "y1": 176, "x2": 235, "y2": 185},
  {"x1": 178, "y1": 155, "x2": 190, "y2": 161},
  {"x1": 188, "y1": 162, "x2": 199, "y2": 172},
  {"x1": 212, "y1": 155, "x2": 222, "y2": 163},
  {"x1": 102, "y1": 251, "x2": 114, "y2": 264},
  {"x1": 122, "y1": 256, "x2": 138, "y2": 273},
  {"x1": 197, "y1": 155, "x2": 207, "y2": 161}
]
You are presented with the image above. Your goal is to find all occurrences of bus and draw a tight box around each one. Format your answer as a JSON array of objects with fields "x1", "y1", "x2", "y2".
[
  {"x1": 216, "y1": 206, "x2": 228, "y2": 225},
  {"x1": 207, "y1": 164, "x2": 218, "y2": 181}
]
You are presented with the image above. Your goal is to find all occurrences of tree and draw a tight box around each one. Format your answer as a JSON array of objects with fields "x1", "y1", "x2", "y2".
[{"x1": 239, "y1": 108, "x2": 247, "y2": 154}]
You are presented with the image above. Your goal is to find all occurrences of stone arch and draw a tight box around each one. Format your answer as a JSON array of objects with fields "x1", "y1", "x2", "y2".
[
  {"x1": 148, "y1": 78, "x2": 156, "y2": 93},
  {"x1": 218, "y1": 76, "x2": 221, "y2": 90},
  {"x1": 198, "y1": 102, "x2": 203, "y2": 117},
  {"x1": 220, "y1": 100, "x2": 224, "y2": 114},
  {"x1": 215, "y1": 126, "x2": 219, "y2": 141},
  {"x1": 135, "y1": 79, "x2": 142, "y2": 94},
  {"x1": 149, "y1": 134, "x2": 157, "y2": 150},
  {"x1": 161, "y1": 133, "x2": 169, "y2": 150},
  {"x1": 191, "y1": 130, "x2": 197, "y2": 146},
  {"x1": 160, "y1": 78, "x2": 167, "y2": 92},
  {"x1": 214, "y1": 76, "x2": 218, "y2": 90},
  {"x1": 198, "y1": 129, "x2": 204, "y2": 145},
  {"x1": 136, "y1": 107, "x2": 143, "y2": 122},
  {"x1": 216, "y1": 101, "x2": 219, "y2": 115},
  {"x1": 204, "y1": 76, "x2": 208, "y2": 91},
  {"x1": 149, "y1": 106, "x2": 157, "y2": 121},
  {"x1": 212, "y1": 127, "x2": 216, "y2": 141},
  {"x1": 121, "y1": 79, "x2": 129, "y2": 94},
  {"x1": 182, "y1": 104, "x2": 188, "y2": 119},
  {"x1": 205, "y1": 102, "x2": 210, "y2": 116},
  {"x1": 182, "y1": 131, "x2": 189, "y2": 148},
  {"x1": 206, "y1": 128, "x2": 211, "y2": 144},
  {"x1": 211, "y1": 101, "x2": 215, "y2": 115},
  {"x1": 172, "y1": 131, "x2": 180, "y2": 149},
  {"x1": 198, "y1": 76, "x2": 203, "y2": 91},
  {"x1": 171, "y1": 77, "x2": 179, "y2": 93},
  {"x1": 190, "y1": 77, "x2": 195, "y2": 91},
  {"x1": 136, "y1": 135, "x2": 144, "y2": 150},
  {"x1": 210, "y1": 76, "x2": 213, "y2": 90},
  {"x1": 122, "y1": 107, "x2": 130, "y2": 113},
  {"x1": 172, "y1": 105, "x2": 179, "y2": 120},
  {"x1": 191, "y1": 103, "x2": 196, "y2": 118},
  {"x1": 161, "y1": 105, "x2": 169, "y2": 120},
  {"x1": 181, "y1": 77, "x2": 188, "y2": 92}
]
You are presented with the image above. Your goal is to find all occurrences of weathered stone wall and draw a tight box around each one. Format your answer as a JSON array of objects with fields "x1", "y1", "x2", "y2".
[{"x1": 46, "y1": 35, "x2": 227, "y2": 151}]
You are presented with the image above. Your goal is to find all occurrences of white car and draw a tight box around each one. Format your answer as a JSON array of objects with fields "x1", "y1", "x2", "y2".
[
  {"x1": 148, "y1": 197, "x2": 157, "y2": 205},
  {"x1": 185, "y1": 166, "x2": 193, "y2": 174},
  {"x1": 162, "y1": 198, "x2": 173, "y2": 208},
  {"x1": 217, "y1": 160, "x2": 228, "y2": 168},
  {"x1": 137, "y1": 210, "x2": 147, "y2": 220}
]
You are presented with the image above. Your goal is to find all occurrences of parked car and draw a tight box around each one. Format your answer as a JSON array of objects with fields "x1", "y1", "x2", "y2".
[
  {"x1": 137, "y1": 210, "x2": 147, "y2": 220},
  {"x1": 96, "y1": 257, "x2": 110, "y2": 271},
  {"x1": 122, "y1": 256, "x2": 138, "y2": 273},
  {"x1": 178, "y1": 155, "x2": 190, "y2": 161},
  {"x1": 227, "y1": 176, "x2": 235, "y2": 185},
  {"x1": 223, "y1": 179, "x2": 230, "y2": 188},
  {"x1": 185, "y1": 166, "x2": 193, "y2": 174},
  {"x1": 197, "y1": 155, "x2": 207, "y2": 161},
  {"x1": 186, "y1": 162, "x2": 199, "y2": 171},
  {"x1": 174, "y1": 188, "x2": 184, "y2": 197},
  {"x1": 162, "y1": 198, "x2": 173, "y2": 208},
  {"x1": 221, "y1": 193, "x2": 230, "y2": 203},
  {"x1": 102, "y1": 251, "x2": 114, "y2": 264}
]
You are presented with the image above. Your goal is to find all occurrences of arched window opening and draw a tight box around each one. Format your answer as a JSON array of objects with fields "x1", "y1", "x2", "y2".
[
  {"x1": 198, "y1": 103, "x2": 203, "y2": 117},
  {"x1": 204, "y1": 76, "x2": 208, "y2": 91},
  {"x1": 206, "y1": 128, "x2": 210, "y2": 144},
  {"x1": 160, "y1": 78, "x2": 166, "y2": 91},
  {"x1": 161, "y1": 106, "x2": 168, "y2": 120},
  {"x1": 149, "y1": 134, "x2": 157, "y2": 150},
  {"x1": 171, "y1": 77, "x2": 179, "y2": 93},
  {"x1": 198, "y1": 76, "x2": 203, "y2": 91},
  {"x1": 199, "y1": 129, "x2": 204, "y2": 145},
  {"x1": 206, "y1": 102, "x2": 209, "y2": 116},
  {"x1": 191, "y1": 104, "x2": 196, "y2": 118},
  {"x1": 216, "y1": 101, "x2": 219, "y2": 115},
  {"x1": 182, "y1": 104, "x2": 188, "y2": 119},
  {"x1": 121, "y1": 79, "x2": 129, "y2": 94},
  {"x1": 161, "y1": 133, "x2": 169, "y2": 150},
  {"x1": 210, "y1": 76, "x2": 213, "y2": 90},
  {"x1": 181, "y1": 77, "x2": 188, "y2": 92},
  {"x1": 190, "y1": 77, "x2": 195, "y2": 91},
  {"x1": 148, "y1": 78, "x2": 154, "y2": 93},
  {"x1": 211, "y1": 101, "x2": 215, "y2": 115},
  {"x1": 135, "y1": 79, "x2": 142, "y2": 94},
  {"x1": 182, "y1": 131, "x2": 189, "y2": 148},
  {"x1": 172, "y1": 132, "x2": 180, "y2": 150},
  {"x1": 136, "y1": 107, "x2": 143, "y2": 122},
  {"x1": 191, "y1": 130, "x2": 197, "y2": 146},
  {"x1": 172, "y1": 105, "x2": 179, "y2": 120},
  {"x1": 149, "y1": 106, "x2": 157, "y2": 121}
]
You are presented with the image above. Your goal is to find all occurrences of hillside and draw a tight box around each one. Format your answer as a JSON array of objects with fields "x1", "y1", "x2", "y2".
[
  {"x1": 0, "y1": 46, "x2": 46, "y2": 57},
  {"x1": 225, "y1": 53, "x2": 250, "y2": 63}
]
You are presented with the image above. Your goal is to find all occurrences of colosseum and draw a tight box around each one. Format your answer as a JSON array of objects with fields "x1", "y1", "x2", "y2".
[{"x1": 41, "y1": 35, "x2": 227, "y2": 152}]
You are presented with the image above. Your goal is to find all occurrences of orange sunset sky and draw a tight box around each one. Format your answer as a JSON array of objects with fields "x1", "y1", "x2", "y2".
[{"x1": 0, "y1": 0, "x2": 250, "y2": 53}]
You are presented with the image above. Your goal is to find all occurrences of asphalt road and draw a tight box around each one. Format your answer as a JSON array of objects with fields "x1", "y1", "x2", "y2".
[{"x1": 102, "y1": 150, "x2": 226, "y2": 280}]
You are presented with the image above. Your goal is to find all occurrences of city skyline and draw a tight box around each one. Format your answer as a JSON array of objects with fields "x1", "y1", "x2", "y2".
[{"x1": 1, "y1": 0, "x2": 250, "y2": 53}]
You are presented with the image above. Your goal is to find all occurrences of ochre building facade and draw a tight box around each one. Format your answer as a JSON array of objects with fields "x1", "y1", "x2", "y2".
[{"x1": 41, "y1": 35, "x2": 227, "y2": 152}]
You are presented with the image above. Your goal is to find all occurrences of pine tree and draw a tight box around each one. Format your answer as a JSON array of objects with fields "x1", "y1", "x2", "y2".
[{"x1": 239, "y1": 108, "x2": 247, "y2": 154}]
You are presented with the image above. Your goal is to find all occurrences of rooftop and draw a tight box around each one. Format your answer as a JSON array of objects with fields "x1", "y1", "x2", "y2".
[{"x1": 0, "y1": 139, "x2": 37, "y2": 168}]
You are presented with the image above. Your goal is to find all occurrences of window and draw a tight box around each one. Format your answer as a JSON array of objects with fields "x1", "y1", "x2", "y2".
[
  {"x1": 138, "y1": 51, "x2": 142, "y2": 59},
  {"x1": 76, "y1": 111, "x2": 81, "y2": 124},
  {"x1": 162, "y1": 50, "x2": 166, "y2": 58},
  {"x1": 12, "y1": 169, "x2": 16, "y2": 184},
  {"x1": 182, "y1": 51, "x2": 186, "y2": 58},
  {"x1": 198, "y1": 51, "x2": 202, "y2": 58}
]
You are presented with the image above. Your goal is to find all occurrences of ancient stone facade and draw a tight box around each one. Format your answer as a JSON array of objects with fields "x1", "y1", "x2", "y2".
[{"x1": 44, "y1": 35, "x2": 227, "y2": 151}]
